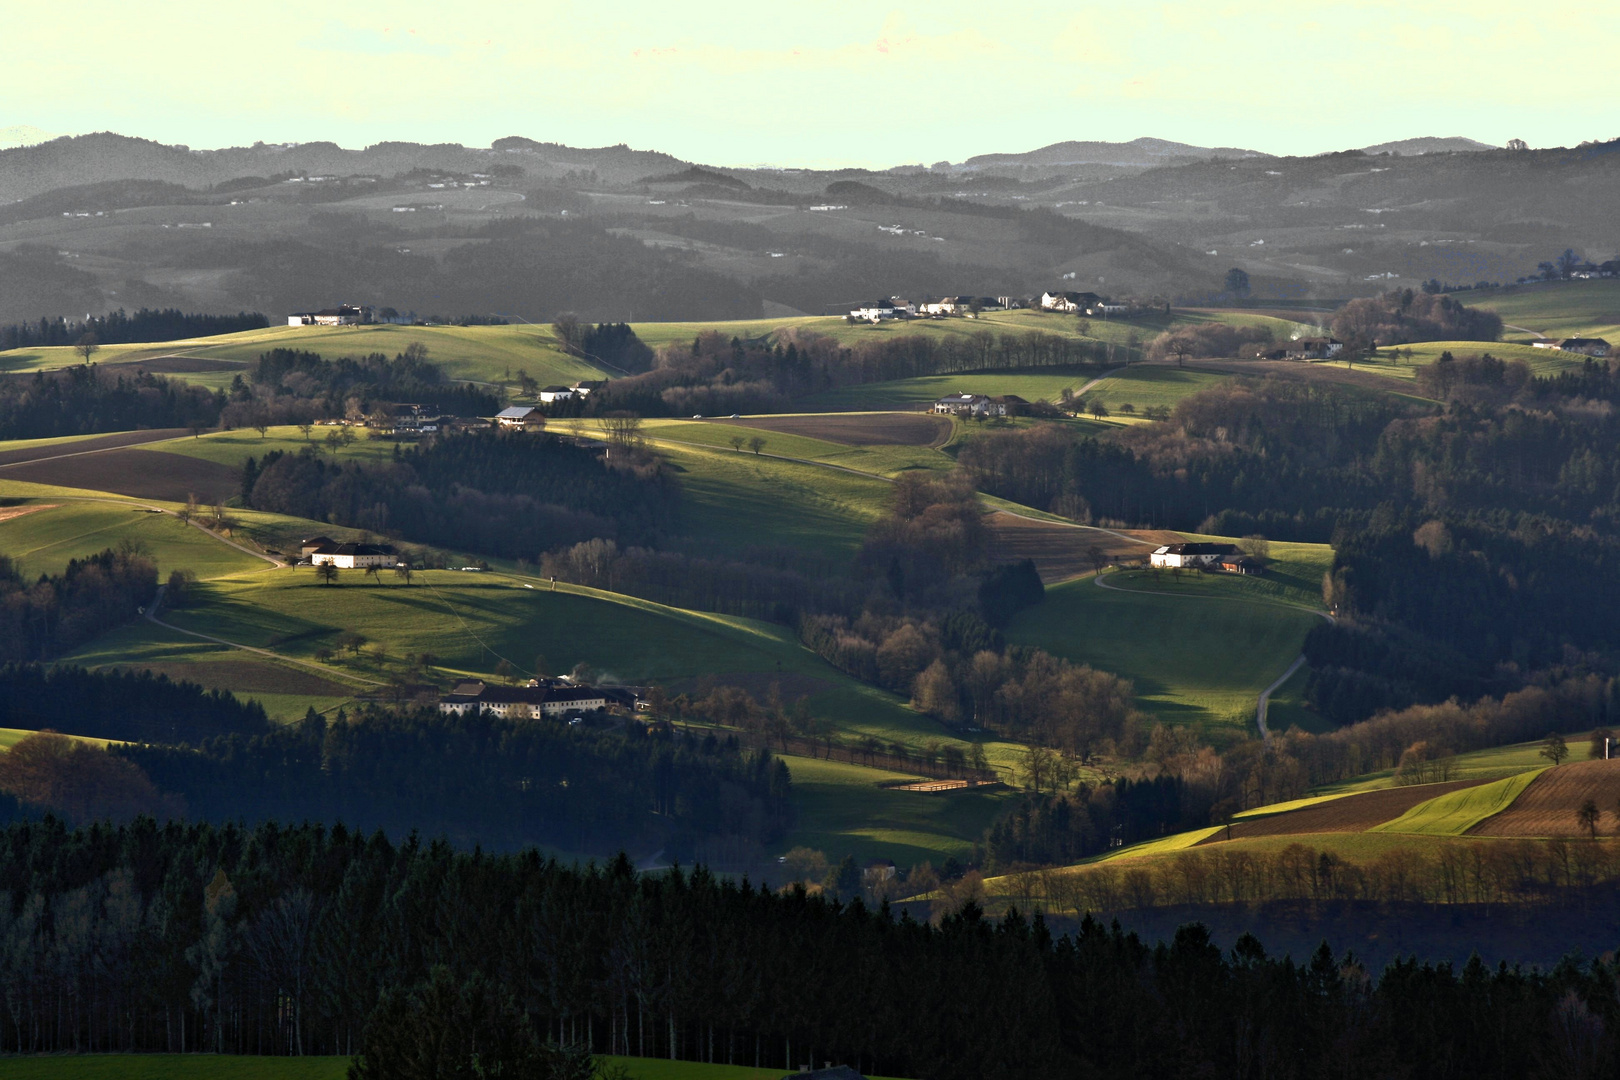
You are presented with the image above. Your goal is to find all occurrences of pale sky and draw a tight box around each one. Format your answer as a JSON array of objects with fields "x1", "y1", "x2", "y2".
[{"x1": 6, "y1": 0, "x2": 1615, "y2": 166}]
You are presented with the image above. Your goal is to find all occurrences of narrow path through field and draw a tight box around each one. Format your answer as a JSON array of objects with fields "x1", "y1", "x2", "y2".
[
  {"x1": 1092, "y1": 571, "x2": 1334, "y2": 743},
  {"x1": 144, "y1": 584, "x2": 384, "y2": 686}
]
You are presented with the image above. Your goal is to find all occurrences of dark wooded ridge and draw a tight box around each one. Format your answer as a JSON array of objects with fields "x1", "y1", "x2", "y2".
[{"x1": 1, "y1": 817, "x2": 1618, "y2": 1079}]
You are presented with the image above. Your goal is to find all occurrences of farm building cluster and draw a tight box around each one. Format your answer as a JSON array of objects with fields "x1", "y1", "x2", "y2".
[
  {"x1": 932, "y1": 393, "x2": 1031, "y2": 418},
  {"x1": 1149, "y1": 542, "x2": 1263, "y2": 575},
  {"x1": 438, "y1": 678, "x2": 639, "y2": 720},
  {"x1": 847, "y1": 290, "x2": 1138, "y2": 323}
]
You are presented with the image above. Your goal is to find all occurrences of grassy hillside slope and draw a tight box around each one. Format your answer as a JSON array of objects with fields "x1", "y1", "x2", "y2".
[{"x1": 1006, "y1": 571, "x2": 1324, "y2": 733}]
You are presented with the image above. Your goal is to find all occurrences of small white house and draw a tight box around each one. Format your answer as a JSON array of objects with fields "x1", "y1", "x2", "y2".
[
  {"x1": 1150, "y1": 543, "x2": 1236, "y2": 569},
  {"x1": 538, "y1": 385, "x2": 575, "y2": 403}
]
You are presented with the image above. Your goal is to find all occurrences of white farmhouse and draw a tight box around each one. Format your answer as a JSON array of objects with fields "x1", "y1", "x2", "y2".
[
  {"x1": 1150, "y1": 543, "x2": 1236, "y2": 569},
  {"x1": 308, "y1": 542, "x2": 399, "y2": 569},
  {"x1": 287, "y1": 304, "x2": 365, "y2": 327}
]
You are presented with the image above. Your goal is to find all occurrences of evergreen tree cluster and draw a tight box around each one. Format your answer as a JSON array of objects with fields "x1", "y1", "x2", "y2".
[
  {"x1": 2, "y1": 818, "x2": 1620, "y2": 1078},
  {"x1": 235, "y1": 346, "x2": 501, "y2": 424},
  {"x1": 0, "y1": 365, "x2": 224, "y2": 440},
  {"x1": 116, "y1": 706, "x2": 792, "y2": 859},
  {"x1": 0, "y1": 663, "x2": 271, "y2": 744},
  {"x1": 243, "y1": 430, "x2": 677, "y2": 559},
  {"x1": 0, "y1": 307, "x2": 268, "y2": 351}
]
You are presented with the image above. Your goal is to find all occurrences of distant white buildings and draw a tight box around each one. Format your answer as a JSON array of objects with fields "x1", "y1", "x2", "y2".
[
  {"x1": 438, "y1": 679, "x2": 633, "y2": 719},
  {"x1": 287, "y1": 304, "x2": 366, "y2": 327}
]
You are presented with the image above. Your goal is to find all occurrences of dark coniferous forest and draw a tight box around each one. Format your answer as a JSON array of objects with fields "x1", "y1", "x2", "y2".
[{"x1": 1, "y1": 817, "x2": 1619, "y2": 1079}]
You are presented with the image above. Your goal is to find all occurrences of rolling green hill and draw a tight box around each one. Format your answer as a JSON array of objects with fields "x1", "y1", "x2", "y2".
[
  {"x1": 1006, "y1": 566, "x2": 1327, "y2": 734},
  {"x1": 1467, "y1": 279, "x2": 1620, "y2": 342},
  {"x1": 0, "y1": 499, "x2": 268, "y2": 580}
]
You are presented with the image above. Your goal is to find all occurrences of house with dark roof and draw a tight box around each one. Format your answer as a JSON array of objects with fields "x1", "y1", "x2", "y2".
[
  {"x1": 300, "y1": 535, "x2": 338, "y2": 556},
  {"x1": 538, "y1": 385, "x2": 575, "y2": 403},
  {"x1": 1532, "y1": 337, "x2": 1611, "y2": 357}
]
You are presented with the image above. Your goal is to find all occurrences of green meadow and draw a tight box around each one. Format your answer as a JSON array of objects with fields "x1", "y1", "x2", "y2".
[
  {"x1": 145, "y1": 424, "x2": 403, "y2": 469},
  {"x1": 781, "y1": 754, "x2": 1012, "y2": 865},
  {"x1": 798, "y1": 368, "x2": 1103, "y2": 412},
  {"x1": 1078, "y1": 366, "x2": 1229, "y2": 413},
  {"x1": 0, "y1": 499, "x2": 269, "y2": 580},
  {"x1": 1468, "y1": 279, "x2": 1620, "y2": 341},
  {"x1": 1006, "y1": 573, "x2": 1323, "y2": 734}
]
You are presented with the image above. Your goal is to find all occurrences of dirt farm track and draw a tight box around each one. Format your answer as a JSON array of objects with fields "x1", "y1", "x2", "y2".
[{"x1": 716, "y1": 412, "x2": 951, "y2": 446}]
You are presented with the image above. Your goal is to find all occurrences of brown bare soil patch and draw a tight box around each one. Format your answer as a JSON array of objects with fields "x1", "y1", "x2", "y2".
[
  {"x1": 0, "y1": 448, "x2": 236, "y2": 502},
  {"x1": 1201, "y1": 779, "x2": 1492, "y2": 842},
  {"x1": 107, "y1": 659, "x2": 353, "y2": 698},
  {"x1": 0, "y1": 429, "x2": 189, "y2": 467},
  {"x1": 984, "y1": 512, "x2": 1162, "y2": 584},
  {"x1": 715, "y1": 412, "x2": 951, "y2": 447},
  {"x1": 0, "y1": 503, "x2": 56, "y2": 523},
  {"x1": 1468, "y1": 760, "x2": 1620, "y2": 837},
  {"x1": 121, "y1": 355, "x2": 247, "y2": 374}
]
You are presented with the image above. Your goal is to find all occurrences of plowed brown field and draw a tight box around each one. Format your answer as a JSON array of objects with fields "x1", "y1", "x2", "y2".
[
  {"x1": 1200, "y1": 779, "x2": 1492, "y2": 842},
  {"x1": 1469, "y1": 760, "x2": 1620, "y2": 837},
  {"x1": 716, "y1": 413, "x2": 951, "y2": 446},
  {"x1": 0, "y1": 429, "x2": 189, "y2": 467},
  {"x1": 0, "y1": 448, "x2": 236, "y2": 503},
  {"x1": 984, "y1": 511, "x2": 1172, "y2": 583}
]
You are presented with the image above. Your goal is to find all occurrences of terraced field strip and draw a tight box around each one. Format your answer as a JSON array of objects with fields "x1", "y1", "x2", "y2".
[
  {"x1": 1370, "y1": 770, "x2": 1546, "y2": 836},
  {"x1": 0, "y1": 427, "x2": 190, "y2": 467},
  {"x1": 1211, "y1": 778, "x2": 1492, "y2": 842},
  {"x1": 1468, "y1": 760, "x2": 1620, "y2": 837}
]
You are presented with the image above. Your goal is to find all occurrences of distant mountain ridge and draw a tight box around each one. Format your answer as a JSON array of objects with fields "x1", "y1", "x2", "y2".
[
  {"x1": 0, "y1": 132, "x2": 688, "y2": 202},
  {"x1": 1357, "y1": 136, "x2": 1497, "y2": 155},
  {"x1": 961, "y1": 137, "x2": 1269, "y2": 168}
]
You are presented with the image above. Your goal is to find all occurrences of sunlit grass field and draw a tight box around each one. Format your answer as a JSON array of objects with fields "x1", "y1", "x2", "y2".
[
  {"x1": 0, "y1": 499, "x2": 268, "y2": 580},
  {"x1": 1079, "y1": 366, "x2": 1229, "y2": 413},
  {"x1": 1006, "y1": 574, "x2": 1322, "y2": 734}
]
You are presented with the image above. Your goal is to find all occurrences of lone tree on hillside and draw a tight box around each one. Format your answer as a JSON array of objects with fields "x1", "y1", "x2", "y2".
[
  {"x1": 1088, "y1": 545, "x2": 1108, "y2": 576},
  {"x1": 1540, "y1": 731, "x2": 1570, "y2": 766},
  {"x1": 729, "y1": 434, "x2": 745, "y2": 452},
  {"x1": 747, "y1": 435, "x2": 766, "y2": 455},
  {"x1": 1224, "y1": 268, "x2": 1252, "y2": 298},
  {"x1": 1578, "y1": 798, "x2": 1602, "y2": 840},
  {"x1": 317, "y1": 562, "x2": 338, "y2": 586},
  {"x1": 75, "y1": 332, "x2": 99, "y2": 365}
]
